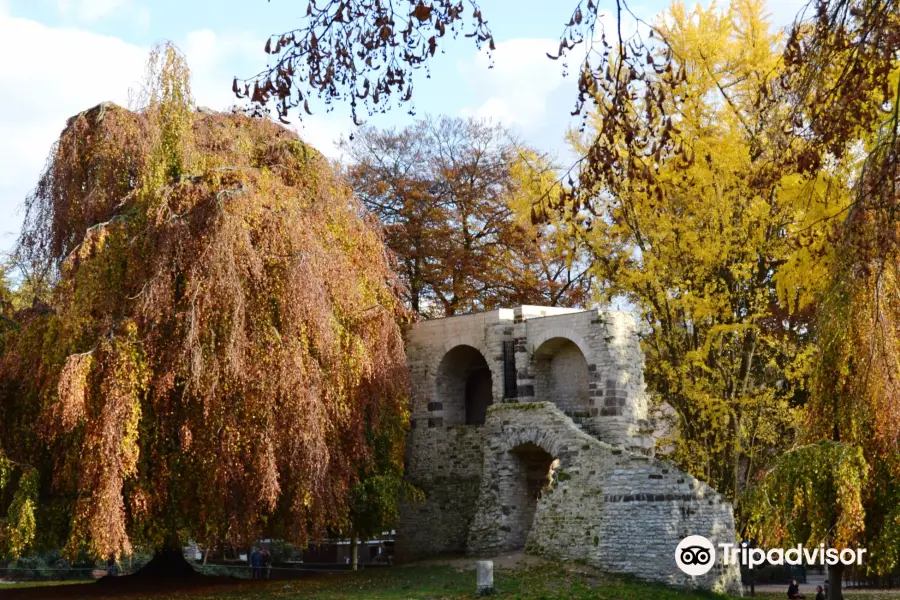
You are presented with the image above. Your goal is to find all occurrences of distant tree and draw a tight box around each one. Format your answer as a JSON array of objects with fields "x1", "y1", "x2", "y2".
[
  {"x1": 341, "y1": 117, "x2": 592, "y2": 317},
  {"x1": 0, "y1": 44, "x2": 410, "y2": 573}
]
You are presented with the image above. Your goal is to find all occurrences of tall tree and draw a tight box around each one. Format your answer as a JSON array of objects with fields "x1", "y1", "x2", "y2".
[
  {"x1": 0, "y1": 44, "x2": 409, "y2": 569},
  {"x1": 745, "y1": 3, "x2": 900, "y2": 598},
  {"x1": 534, "y1": 0, "x2": 854, "y2": 501},
  {"x1": 341, "y1": 117, "x2": 592, "y2": 317}
]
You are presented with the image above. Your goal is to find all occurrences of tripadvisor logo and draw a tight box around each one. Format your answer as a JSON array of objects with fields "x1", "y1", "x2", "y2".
[
  {"x1": 675, "y1": 535, "x2": 868, "y2": 576},
  {"x1": 676, "y1": 535, "x2": 717, "y2": 576}
]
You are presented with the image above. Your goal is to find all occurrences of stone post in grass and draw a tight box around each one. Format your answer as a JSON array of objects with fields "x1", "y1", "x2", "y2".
[{"x1": 477, "y1": 560, "x2": 494, "y2": 595}]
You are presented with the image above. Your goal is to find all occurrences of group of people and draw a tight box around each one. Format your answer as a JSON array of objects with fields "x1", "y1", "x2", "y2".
[
  {"x1": 788, "y1": 578, "x2": 839, "y2": 600},
  {"x1": 249, "y1": 547, "x2": 272, "y2": 579}
]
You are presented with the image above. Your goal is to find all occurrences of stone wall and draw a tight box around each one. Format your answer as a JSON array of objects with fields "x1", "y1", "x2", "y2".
[
  {"x1": 397, "y1": 306, "x2": 740, "y2": 594},
  {"x1": 533, "y1": 339, "x2": 590, "y2": 413},
  {"x1": 394, "y1": 425, "x2": 485, "y2": 562},
  {"x1": 403, "y1": 306, "x2": 654, "y2": 453},
  {"x1": 466, "y1": 402, "x2": 742, "y2": 595}
]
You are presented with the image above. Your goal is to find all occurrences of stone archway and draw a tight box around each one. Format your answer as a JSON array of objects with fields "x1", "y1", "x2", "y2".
[
  {"x1": 532, "y1": 337, "x2": 590, "y2": 413},
  {"x1": 467, "y1": 419, "x2": 565, "y2": 555},
  {"x1": 504, "y1": 443, "x2": 558, "y2": 550},
  {"x1": 436, "y1": 345, "x2": 494, "y2": 426}
]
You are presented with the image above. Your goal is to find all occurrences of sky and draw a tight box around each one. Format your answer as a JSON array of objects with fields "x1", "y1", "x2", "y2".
[{"x1": 0, "y1": 0, "x2": 807, "y2": 254}]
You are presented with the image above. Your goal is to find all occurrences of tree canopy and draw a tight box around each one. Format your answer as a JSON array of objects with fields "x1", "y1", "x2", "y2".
[
  {"x1": 239, "y1": 0, "x2": 898, "y2": 505},
  {"x1": 743, "y1": 1, "x2": 900, "y2": 588},
  {"x1": 341, "y1": 116, "x2": 592, "y2": 317},
  {"x1": 518, "y1": 0, "x2": 851, "y2": 502},
  {"x1": 0, "y1": 44, "x2": 410, "y2": 561}
]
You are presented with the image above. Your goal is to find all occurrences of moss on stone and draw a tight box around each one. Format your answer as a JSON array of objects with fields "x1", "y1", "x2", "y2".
[{"x1": 486, "y1": 402, "x2": 546, "y2": 414}]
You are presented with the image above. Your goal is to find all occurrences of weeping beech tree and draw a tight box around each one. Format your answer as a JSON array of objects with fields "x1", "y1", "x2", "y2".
[{"x1": 0, "y1": 44, "x2": 410, "y2": 567}]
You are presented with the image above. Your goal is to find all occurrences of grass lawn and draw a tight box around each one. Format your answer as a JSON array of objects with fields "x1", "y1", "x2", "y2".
[
  {"x1": 5, "y1": 563, "x2": 900, "y2": 600},
  {"x1": 0, "y1": 581, "x2": 92, "y2": 590},
  {"x1": 0, "y1": 562, "x2": 719, "y2": 599}
]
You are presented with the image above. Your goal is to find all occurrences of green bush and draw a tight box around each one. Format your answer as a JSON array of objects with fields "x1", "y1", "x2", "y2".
[
  {"x1": 269, "y1": 541, "x2": 302, "y2": 563},
  {"x1": 194, "y1": 563, "x2": 251, "y2": 579},
  {"x1": 8, "y1": 549, "x2": 95, "y2": 581}
]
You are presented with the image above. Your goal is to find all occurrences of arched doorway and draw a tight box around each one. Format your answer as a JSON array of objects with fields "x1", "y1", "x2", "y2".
[
  {"x1": 532, "y1": 337, "x2": 590, "y2": 413},
  {"x1": 436, "y1": 345, "x2": 493, "y2": 426},
  {"x1": 506, "y1": 443, "x2": 558, "y2": 550}
]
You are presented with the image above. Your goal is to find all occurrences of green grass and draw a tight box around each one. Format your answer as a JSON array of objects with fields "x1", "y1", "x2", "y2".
[
  {"x1": 753, "y1": 593, "x2": 900, "y2": 600},
  {"x1": 0, "y1": 580, "x2": 92, "y2": 590},
  {"x1": 8, "y1": 563, "x2": 900, "y2": 600},
  {"x1": 0, "y1": 563, "x2": 730, "y2": 599}
]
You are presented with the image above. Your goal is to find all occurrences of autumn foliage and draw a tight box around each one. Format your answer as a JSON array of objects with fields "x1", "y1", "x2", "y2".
[
  {"x1": 341, "y1": 117, "x2": 592, "y2": 317},
  {"x1": 0, "y1": 46, "x2": 409, "y2": 560}
]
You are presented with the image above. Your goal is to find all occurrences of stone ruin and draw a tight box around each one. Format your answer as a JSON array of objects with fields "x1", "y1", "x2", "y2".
[{"x1": 395, "y1": 306, "x2": 742, "y2": 594}]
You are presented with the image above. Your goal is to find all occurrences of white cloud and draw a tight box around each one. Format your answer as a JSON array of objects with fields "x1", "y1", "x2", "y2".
[
  {"x1": 291, "y1": 116, "x2": 353, "y2": 161},
  {"x1": 182, "y1": 28, "x2": 266, "y2": 112},
  {"x1": 0, "y1": 14, "x2": 146, "y2": 249},
  {"x1": 57, "y1": 0, "x2": 127, "y2": 21},
  {"x1": 0, "y1": 15, "x2": 350, "y2": 252},
  {"x1": 458, "y1": 37, "x2": 568, "y2": 129},
  {"x1": 457, "y1": 10, "x2": 617, "y2": 131}
]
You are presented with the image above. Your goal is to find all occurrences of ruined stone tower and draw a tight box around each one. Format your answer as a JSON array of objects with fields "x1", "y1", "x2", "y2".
[{"x1": 396, "y1": 306, "x2": 742, "y2": 594}]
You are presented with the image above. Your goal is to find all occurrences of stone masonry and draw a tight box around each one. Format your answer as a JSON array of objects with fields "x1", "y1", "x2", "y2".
[{"x1": 396, "y1": 306, "x2": 742, "y2": 594}]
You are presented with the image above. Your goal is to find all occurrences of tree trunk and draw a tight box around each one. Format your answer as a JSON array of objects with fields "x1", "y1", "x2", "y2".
[
  {"x1": 732, "y1": 409, "x2": 742, "y2": 507},
  {"x1": 828, "y1": 563, "x2": 844, "y2": 600},
  {"x1": 351, "y1": 531, "x2": 359, "y2": 571},
  {"x1": 129, "y1": 535, "x2": 197, "y2": 579}
]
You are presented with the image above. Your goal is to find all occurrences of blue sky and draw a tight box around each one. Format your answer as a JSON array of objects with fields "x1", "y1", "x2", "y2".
[{"x1": 0, "y1": 0, "x2": 805, "y2": 254}]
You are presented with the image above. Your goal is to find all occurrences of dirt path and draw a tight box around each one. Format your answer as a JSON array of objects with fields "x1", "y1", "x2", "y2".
[{"x1": 402, "y1": 550, "x2": 549, "y2": 571}]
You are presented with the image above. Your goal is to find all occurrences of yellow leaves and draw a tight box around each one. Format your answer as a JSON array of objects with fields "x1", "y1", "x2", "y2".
[
  {"x1": 102, "y1": 322, "x2": 148, "y2": 480},
  {"x1": 3, "y1": 468, "x2": 38, "y2": 559},
  {"x1": 744, "y1": 441, "x2": 868, "y2": 549},
  {"x1": 560, "y1": 0, "x2": 863, "y2": 501},
  {"x1": 774, "y1": 174, "x2": 852, "y2": 312},
  {"x1": 656, "y1": 0, "x2": 781, "y2": 124}
]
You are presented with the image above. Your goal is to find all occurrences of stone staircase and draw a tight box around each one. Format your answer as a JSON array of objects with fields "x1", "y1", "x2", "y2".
[
  {"x1": 563, "y1": 409, "x2": 656, "y2": 456},
  {"x1": 466, "y1": 401, "x2": 743, "y2": 595}
]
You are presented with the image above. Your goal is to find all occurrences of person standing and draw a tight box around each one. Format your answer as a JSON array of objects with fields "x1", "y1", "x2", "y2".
[
  {"x1": 262, "y1": 549, "x2": 272, "y2": 579},
  {"x1": 106, "y1": 554, "x2": 119, "y2": 577},
  {"x1": 788, "y1": 579, "x2": 805, "y2": 600},
  {"x1": 250, "y1": 547, "x2": 263, "y2": 580}
]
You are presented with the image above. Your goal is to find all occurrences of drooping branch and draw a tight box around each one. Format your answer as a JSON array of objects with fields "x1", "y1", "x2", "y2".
[{"x1": 235, "y1": 0, "x2": 495, "y2": 124}]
